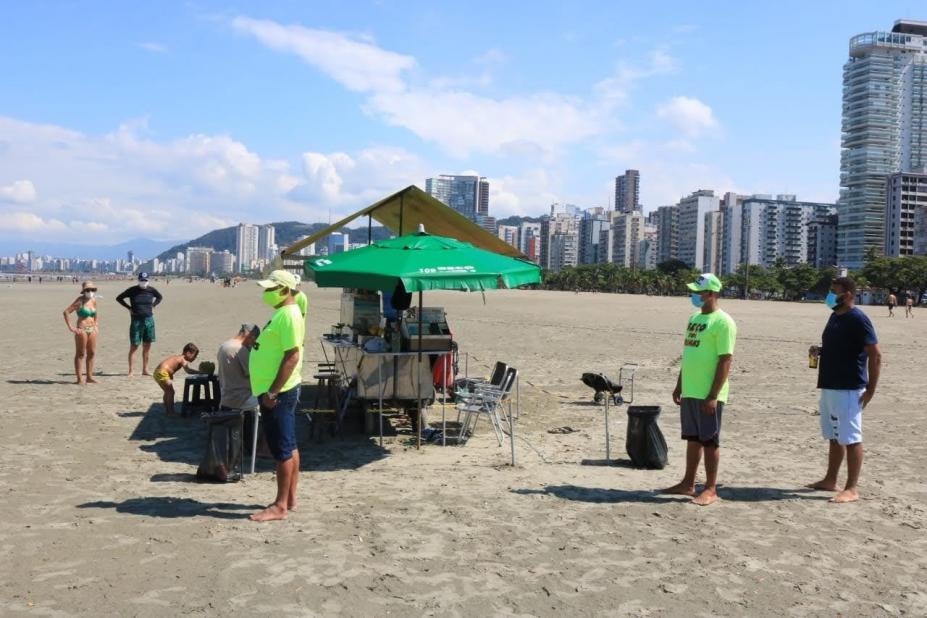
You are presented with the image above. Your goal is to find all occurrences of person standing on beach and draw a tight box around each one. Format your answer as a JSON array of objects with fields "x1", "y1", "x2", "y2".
[
  {"x1": 116, "y1": 272, "x2": 162, "y2": 376},
  {"x1": 887, "y1": 292, "x2": 896, "y2": 317},
  {"x1": 248, "y1": 270, "x2": 305, "y2": 522},
  {"x1": 905, "y1": 293, "x2": 914, "y2": 318},
  {"x1": 807, "y1": 276, "x2": 881, "y2": 503},
  {"x1": 63, "y1": 281, "x2": 100, "y2": 384},
  {"x1": 662, "y1": 273, "x2": 736, "y2": 506}
]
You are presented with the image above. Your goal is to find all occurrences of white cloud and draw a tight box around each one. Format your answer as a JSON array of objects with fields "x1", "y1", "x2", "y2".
[
  {"x1": 0, "y1": 179, "x2": 37, "y2": 204},
  {"x1": 296, "y1": 146, "x2": 427, "y2": 207},
  {"x1": 0, "y1": 115, "x2": 404, "y2": 245},
  {"x1": 488, "y1": 170, "x2": 562, "y2": 217},
  {"x1": 230, "y1": 16, "x2": 415, "y2": 94},
  {"x1": 137, "y1": 42, "x2": 168, "y2": 53},
  {"x1": 233, "y1": 15, "x2": 677, "y2": 158},
  {"x1": 656, "y1": 96, "x2": 718, "y2": 138}
]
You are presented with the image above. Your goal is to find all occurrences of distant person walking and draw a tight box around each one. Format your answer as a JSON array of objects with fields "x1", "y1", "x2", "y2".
[
  {"x1": 662, "y1": 273, "x2": 737, "y2": 506},
  {"x1": 905, "y1": 294, "x2": 914, "y2": 318},
  {"x1": 248, "y1": 270, "x2": 305, "y2": 522},
  {"x1": 116, "y1": 272, "x2": 162, "y2": 376},
  {"x1": 887, "y1": 292, "x2": 897, "y2": 317},
  {"x1": 63, "y1": 281, "x2": 99, "y2": 384},
  {"x1": 807, "y1": 276, "x2": 881, "y2": 503}
]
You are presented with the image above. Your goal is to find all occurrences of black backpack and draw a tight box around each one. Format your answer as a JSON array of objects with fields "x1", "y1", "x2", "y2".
[{"x1": 196, "y1": 410, "x2": 244, "y2": 482}]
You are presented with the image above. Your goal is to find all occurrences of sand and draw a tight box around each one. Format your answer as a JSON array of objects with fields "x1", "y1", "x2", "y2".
[{"x1": 1, "y1": 280, "x2": 925, "y2": 616}]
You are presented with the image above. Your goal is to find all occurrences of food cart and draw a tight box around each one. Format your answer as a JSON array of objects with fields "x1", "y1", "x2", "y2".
[{"x1": 280, "y1": 186, "x2": 540, "y2": 451}]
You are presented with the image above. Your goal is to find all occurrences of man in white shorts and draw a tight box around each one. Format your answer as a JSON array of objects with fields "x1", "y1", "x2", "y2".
[{"x1": 808, "y1": 276, "x2": 881, "y2": 503}]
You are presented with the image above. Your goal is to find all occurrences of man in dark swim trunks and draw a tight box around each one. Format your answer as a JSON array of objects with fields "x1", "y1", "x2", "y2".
[{"x1": 116, "y1": 272, "x2": 163, "y2": 376}]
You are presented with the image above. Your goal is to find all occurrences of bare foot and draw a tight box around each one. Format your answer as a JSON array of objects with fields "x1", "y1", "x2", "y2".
[
  {"x1": 165, "y1": 410, "x2": 180, "y2": 418},
  {"x1": 692, "y1": 488, "x2": 720, "y2": 506},
  {"x1": 660, "y1": 482, "x2": 696, "y2": 496},
  {"x1": 249, "y1": 504, "x2": 288, "y2": 522},
  {"x1": 806, "y1": 480, "x2": 838, "y2": 491},
  {"x1": 830, "y1": 488, "x2": 859, "y2": 503},
  {"x1": 86, "y1": 377, "x2": 99, "y2": 384},
  {"x1": 288, "y1": 499, "x2": 298, "y2": 512},
  {"x1": 127, "y1": 372, "x2": 135, "y2": 377},
  {"x1": 142, "y1": 371, "x2": 152, "y2": 376},
  {"x1": 75, "y1": 379, "x2": 85, "y2": 385}
]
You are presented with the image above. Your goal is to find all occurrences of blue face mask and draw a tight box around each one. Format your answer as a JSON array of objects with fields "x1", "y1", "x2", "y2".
[
  {"x1": 825, "y1": 292, "x2": 840, "y2": 310},
  {"x1": 690, "y1": 292, "x2": 705, "y2": 308}
]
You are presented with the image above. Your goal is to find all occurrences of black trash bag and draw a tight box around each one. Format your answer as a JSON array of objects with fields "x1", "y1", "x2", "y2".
[
  {"x1": 196, "y1": 410, "x2": 244, "y2": 482},
  {"x1": 625, "y1": 406, "x2": 668, "y2": 469}
]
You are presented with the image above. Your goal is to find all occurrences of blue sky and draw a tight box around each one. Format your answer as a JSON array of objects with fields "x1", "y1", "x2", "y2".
[{"x1": 0, "y1": 1, "x2": 920, "y2": 246}]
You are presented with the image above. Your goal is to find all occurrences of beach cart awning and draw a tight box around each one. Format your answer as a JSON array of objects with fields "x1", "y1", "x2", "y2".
[{"x1": 281, "y1": 185, "x2": 523, "y2": 258}]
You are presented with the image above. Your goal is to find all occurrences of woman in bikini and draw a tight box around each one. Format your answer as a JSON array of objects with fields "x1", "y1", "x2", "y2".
[{"x1": 63, "y1": 281, "x2": 99, "y2": 384}]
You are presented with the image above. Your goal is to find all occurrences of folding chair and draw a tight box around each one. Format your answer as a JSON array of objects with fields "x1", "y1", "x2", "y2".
[
  {"x1": 456, "y1": 367, "x2": 518, "y2": 446},
  {"x1": 454, "y1": 361, "x2": 508, "y2": 396}
]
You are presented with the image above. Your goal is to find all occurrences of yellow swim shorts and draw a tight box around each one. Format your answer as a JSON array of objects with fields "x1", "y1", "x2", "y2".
[{"x1": 153, "y1": 368, "x2": 172, "y2": 386}]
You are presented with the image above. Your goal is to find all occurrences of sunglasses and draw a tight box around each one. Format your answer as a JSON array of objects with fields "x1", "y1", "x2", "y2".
[{"x1": 83, "y1": 288, "x2": 98, "y2": 292}]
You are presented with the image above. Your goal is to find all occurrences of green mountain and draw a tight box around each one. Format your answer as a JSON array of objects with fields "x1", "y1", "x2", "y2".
[{"x1": 154, "y1": 221, "x2": 392, "y2": 263}]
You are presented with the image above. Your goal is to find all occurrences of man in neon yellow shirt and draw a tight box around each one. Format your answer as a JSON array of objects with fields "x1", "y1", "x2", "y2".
[
  {"x1": 662, "y1": 273, "x2": 736, "y2": 506},
  {"x1": 249, "y1": 270, "x2": 305, "y2": 522}
]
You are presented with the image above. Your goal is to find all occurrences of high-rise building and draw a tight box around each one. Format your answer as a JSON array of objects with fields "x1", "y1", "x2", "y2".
[
  {"x1": 519, "y1": 222, "x2": 542, "y2": 263},
  {"x1": 328, "y1": 232, "x2": 350, "y2": 255},
  {"x1": 614, "y1": 170, "x2": 641, "y2": 213},
  {"x1": 608, "y1": 211, "x2": 645, "y2": 268},
  {"x1": 654, "y1": 205, "x2": 678, "y2": 265},
  {"x1": 210, "y1": 250, "x2": 235, "y2": 274},
  {"x1": 639, "y1": 223, "x2": 658, "y2": 270},
  {"x1": 539, "y1": 205, "x2": 581, "y2": 272},
  {"x1": 579, "y1": 208, "x2": 609, "y2": 264},
  {"x1": 885, "y1": 169, "x2": 927, "y2": 256},
  {"x1": 425, "y1": 174, "x2": 489, "y2": 222},
  {"x1": 839, "y1": 20, "x2": 927, "y2": 268},
  {"x1": 809, "y1": 213, "x2": 839, "y2": 268},
  {"x1": 258, "y1": 224, "x2": 276, "y2": 262},
  {"x1": 703, "y1": 210, "x2": 724, "y2": 274},
  {"x1": 720, "y1": 193, "x2": 746, "y2": 274},
  {"x1": 186, "y1": 246, "x2": 213, "y2": 275},
  {"x1": 497, "y1": 224, "x2": 519, "y2": 249},
  {"x1": 676, "y1": 190, "x2": 720, "y2": 270},
  {"x1": 730, "y1": 195, "x2": 836, "y2": 268},
  {"x1": 236, "y1": 223, "x2": 259, "y2": 273}
]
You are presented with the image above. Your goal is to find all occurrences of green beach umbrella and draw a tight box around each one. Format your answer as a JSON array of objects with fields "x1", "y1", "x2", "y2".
[{"x1": 303, "y1": 227, "x2": 541, "y2": 292}]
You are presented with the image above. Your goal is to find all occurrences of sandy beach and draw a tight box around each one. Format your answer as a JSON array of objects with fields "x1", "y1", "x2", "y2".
[{"x1": 1, "y1": 280, "x2": 926, "y2": 617}]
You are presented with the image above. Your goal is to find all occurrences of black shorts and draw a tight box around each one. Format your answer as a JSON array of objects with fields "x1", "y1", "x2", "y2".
[{"x1": 680, "y1": 398, "x2": 724, "y2": 446}]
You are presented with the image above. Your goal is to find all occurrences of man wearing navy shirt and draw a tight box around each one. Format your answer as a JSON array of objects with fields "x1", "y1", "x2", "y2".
[
  {"x1": 116, "y1": 272, "x2": 163, "y2": 376},
  {"x1": 808, "y1": 276, "x2": 881, "y2": 503}
]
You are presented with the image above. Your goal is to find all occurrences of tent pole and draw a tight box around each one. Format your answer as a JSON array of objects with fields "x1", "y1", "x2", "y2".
[
  {"x1": 367, "y1": 214, "x2": 372, "y2": 245},
  {"x1": 416, "y1": 290, "x2": 423, "y2": 450}
]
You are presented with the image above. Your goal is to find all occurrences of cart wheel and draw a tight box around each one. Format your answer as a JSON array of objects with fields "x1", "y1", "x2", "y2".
[{"x1": 594, "y1": 391, "x2": 605, "y2": 405}]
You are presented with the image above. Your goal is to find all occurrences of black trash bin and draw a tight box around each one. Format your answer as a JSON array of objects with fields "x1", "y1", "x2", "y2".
[
  {"x1": 196, "y1": 410, "x2": 244, "y2": 482},
  {"x1": 625, "y1": 406, "x2": 668, "y2": 469}
]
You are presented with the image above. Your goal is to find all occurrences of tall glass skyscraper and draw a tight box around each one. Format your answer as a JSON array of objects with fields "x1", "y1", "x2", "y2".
[
  {"x1": 424, "y1": 174, "x2": 489, "y2": 222},
  {"x1": 839, "y1": 20, "x2": 927, "y2": 268}
]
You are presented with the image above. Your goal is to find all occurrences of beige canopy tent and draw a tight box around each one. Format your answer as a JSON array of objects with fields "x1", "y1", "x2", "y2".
[{"x1": 281, "y1": 185, "x2": 523, "y2": 258}]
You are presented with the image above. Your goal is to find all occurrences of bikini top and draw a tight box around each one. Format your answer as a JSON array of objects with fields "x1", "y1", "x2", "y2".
[{"x1": 77, "y1": 303, "x2": 97, "y2": 318}]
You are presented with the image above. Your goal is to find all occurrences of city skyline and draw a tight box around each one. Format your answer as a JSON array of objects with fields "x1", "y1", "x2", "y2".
[{"x1": 0, "y1": 3, "x2": 915, "y2": 249}]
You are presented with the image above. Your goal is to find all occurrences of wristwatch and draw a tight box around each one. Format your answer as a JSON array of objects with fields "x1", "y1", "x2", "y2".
[{"x1": 264, "y1": 391, "x2": 277, "y2": 402}]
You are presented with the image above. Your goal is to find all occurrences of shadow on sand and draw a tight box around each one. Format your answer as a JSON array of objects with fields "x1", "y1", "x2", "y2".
[
  {"x1": 77, "y1": 497, "x2": 264, "y2": 520},
  {"x1": 128, "y1": 395, "x2": 390, "y2": 473},
  {"x1": 513, "y1": 484, "x2": 829, "y2": 504}
]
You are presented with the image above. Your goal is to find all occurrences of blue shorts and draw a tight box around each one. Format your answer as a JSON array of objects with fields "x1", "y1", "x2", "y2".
[
  {"x1": 680, "y1": 398, "x2": 724, "y2": 446},
  {"x1": 261, "y1": 386, "x2": 300, "y2": 462}
]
